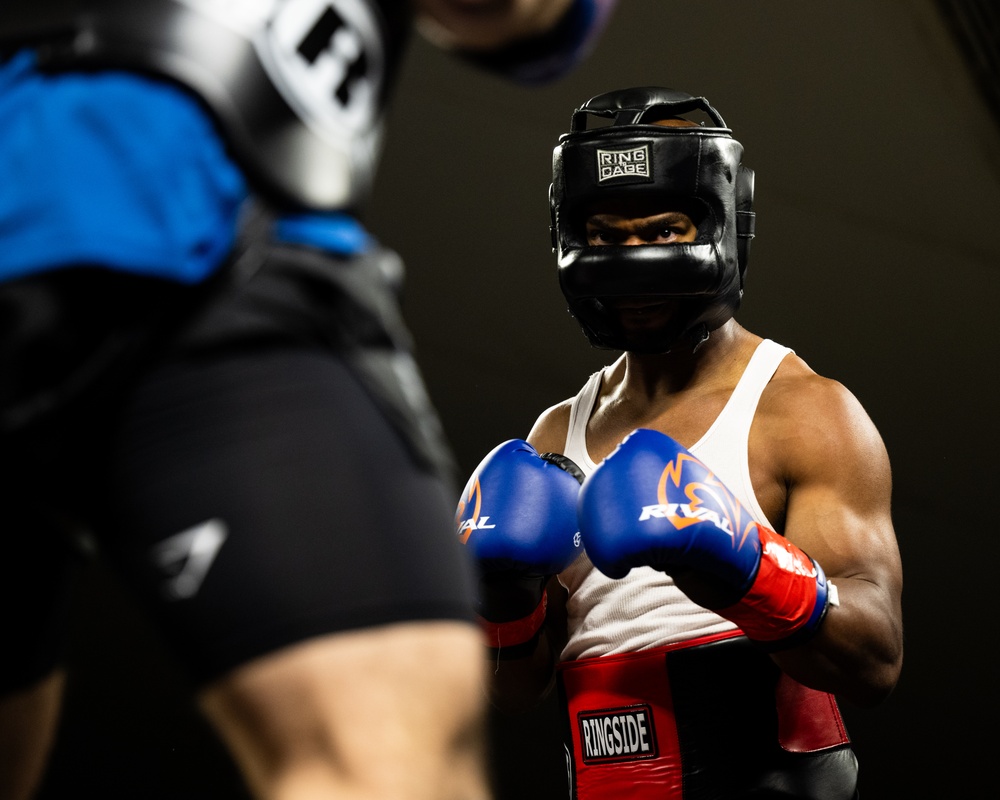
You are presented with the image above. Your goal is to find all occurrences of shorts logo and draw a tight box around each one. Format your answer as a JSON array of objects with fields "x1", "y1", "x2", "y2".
[
  {"x1": 151, "y1": 518, "x2": 229, "y2": 600},
  {"x1": 578, "y1": 704, "x2": 658, "y2": 764},
  {"x1": 596, "y1": 145, "x2": 652, "y2": 183}
]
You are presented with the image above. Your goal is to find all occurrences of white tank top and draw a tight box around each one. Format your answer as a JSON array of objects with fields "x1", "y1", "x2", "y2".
[{"x1": 559, "y1": 339, "x2": 793, "y2": 660}]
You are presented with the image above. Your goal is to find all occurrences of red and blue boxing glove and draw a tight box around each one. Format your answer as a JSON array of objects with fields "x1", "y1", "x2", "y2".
[
  {"x1": 456, "y1": 439, "x2": 584, "y2": 657},
  {"x1": 578, "y1": 429, "x2": 835, "y2": 650}
]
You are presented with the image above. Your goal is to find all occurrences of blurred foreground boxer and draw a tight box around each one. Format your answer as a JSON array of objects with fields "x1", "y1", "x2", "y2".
[{"x1": 0, "y1": 2, "x2": 619, "y2": 798}]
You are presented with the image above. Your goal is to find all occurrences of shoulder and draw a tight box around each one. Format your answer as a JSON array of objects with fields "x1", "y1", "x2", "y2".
[
  {"x1": 527, "y1": 363, "x2": 614, "y2": 454},
  {"x1": 765, "y1": 354, "x2": 882, "y2": 439},
  {"x1": 759, "y1": 352, "x2": 890, "y2": 480},
  {"x1": 527, "y1": 398, "x2": 573, "y2": 455}
]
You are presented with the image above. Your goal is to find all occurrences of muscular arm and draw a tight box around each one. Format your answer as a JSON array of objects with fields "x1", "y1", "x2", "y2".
[
  {"x1": 414, "y1": 0, "x2": 576, "y2": 50},
  {"x1": 483, "y1": 401, "x2": 573, "y2": 714},
  {"x1": 761, "y1": 373, "x2": 904, "y2": 708}
]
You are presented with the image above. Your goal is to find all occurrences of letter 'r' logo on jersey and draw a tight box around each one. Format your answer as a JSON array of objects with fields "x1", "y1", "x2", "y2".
[{"x1": 255, "y1": 0, "x2": 385, "y2": 139}]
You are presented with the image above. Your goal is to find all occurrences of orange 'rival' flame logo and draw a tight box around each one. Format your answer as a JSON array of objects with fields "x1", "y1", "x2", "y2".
[
  {"x1": 656, "y1": 453, "x2": 757, "y2": 550},
  {"x1": 456, "y1": 478, "x2": 483, "y2": 545}
]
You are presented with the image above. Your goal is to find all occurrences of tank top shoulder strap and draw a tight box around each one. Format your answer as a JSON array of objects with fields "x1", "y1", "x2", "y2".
[
  {"x1": 717, "y1": 338, "x2": 793, "y2": 435},
  {"x1": 691, "y1": 338, "x2": 793, "y2": 527},
  {"x1": 564, "y1": 368, "x2": 607, "y2": 473}
]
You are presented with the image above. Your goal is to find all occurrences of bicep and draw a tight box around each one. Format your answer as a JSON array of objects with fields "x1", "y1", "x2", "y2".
[
  {"x1": 782, "y1": 383, "x2": 901, "y2": 593},
  {"x1": 775, "y1": 380, "x2": 904, "y2": 703}
]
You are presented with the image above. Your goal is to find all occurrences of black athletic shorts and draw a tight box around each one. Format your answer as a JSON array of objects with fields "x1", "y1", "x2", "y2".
[{"x1": 0, "y1": 223, "x2": 477, "y2": 690}]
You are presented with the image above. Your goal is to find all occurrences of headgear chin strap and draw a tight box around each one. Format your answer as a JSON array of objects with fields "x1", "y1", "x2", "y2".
[{"x1": 550, "y1": 86, "x2": 755, "y2": 354}]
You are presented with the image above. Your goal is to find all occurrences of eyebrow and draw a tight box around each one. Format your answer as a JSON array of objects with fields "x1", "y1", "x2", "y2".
[{"x1": 586, "y1": 211, "x2": 692, "y2": 227}]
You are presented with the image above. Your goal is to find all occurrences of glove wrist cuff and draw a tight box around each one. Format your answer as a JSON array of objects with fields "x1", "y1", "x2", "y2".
[
  {"x1": 716, "y1": 526, "x2": 834, "y2": 649},
  {"x1": 477, "y1": 592, "x2": 548, "y2": 649}
]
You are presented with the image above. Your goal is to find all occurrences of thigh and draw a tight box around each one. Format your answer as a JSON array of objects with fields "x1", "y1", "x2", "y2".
[
  {"x1": 99, "y1": 346, "x2": 478, "y2": 685},
  {"x1": 199, "y1": 621, "x2": 490, "y2": 800}
]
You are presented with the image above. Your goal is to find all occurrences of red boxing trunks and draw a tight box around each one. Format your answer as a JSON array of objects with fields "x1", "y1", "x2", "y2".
[{"x1": 556, "y1": 634, "x2": 857, "y2": 799}]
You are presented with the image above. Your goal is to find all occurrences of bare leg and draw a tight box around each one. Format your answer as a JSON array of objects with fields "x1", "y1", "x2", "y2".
[
  {"x1": 0, "y1": 670, "x2": 66, "y2": 800},
  {"x1": 200, "y1": 621, "x2": 491, "y2": 800}
]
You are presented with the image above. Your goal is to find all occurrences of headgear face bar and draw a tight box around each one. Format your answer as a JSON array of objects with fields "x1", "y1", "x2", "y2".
[{"x1": 550, "y1": 86, "x2": 755, "y2": 353}]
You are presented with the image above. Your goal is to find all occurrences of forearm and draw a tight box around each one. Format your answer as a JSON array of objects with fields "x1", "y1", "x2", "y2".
[
  {"x1": 486, "y1": 630, "x2": 559, "y2": 714},
  {"x1": 771, "y1": 576, "x2": 903, "y2": 708},
  {"x1": 486, "y1": 577, "x2": 567, "y2": 713},
  {"x1": 416, "y1": 0, "x2": 576, "y2": 51}
]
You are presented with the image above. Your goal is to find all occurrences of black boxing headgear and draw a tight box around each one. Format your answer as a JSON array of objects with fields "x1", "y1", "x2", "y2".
[{"x1": 550, "y1": 86, "x2": 755, "y2": 353}]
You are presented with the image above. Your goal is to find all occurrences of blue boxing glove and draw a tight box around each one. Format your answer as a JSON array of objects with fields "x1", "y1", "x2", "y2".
[
  {"x1": 456, "y1": 440, "x2": 584, "y2": 655},
  {"x1": 578, "y1": 429, "x2": 834, "y2": 650}
]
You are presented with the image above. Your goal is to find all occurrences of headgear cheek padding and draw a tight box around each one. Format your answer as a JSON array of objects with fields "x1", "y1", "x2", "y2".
[{"x1": 550, "y1": 86, "x2": 755, "y2": 353}]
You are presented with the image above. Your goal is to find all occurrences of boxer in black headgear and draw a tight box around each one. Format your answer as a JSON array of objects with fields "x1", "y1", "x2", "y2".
[
  {"x1": 456, "y1": 87, "x2": 903, "y2": 799},
  {"x1": 0, "y1": 2, "x2": 620, "y2": 799},
  {"x1": 551, "y1": 86, "x2": 756, "y2": 353}
]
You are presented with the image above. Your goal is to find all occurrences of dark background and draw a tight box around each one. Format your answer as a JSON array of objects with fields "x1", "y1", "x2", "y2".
[{"x1": 37, "y1": 1, "x2": 999, "y2": 798}]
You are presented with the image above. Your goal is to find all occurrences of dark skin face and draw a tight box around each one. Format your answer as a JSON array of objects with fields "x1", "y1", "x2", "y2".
[
  {"x1": 583, "y1": 198, "x2": 698, "y2": 333},
  {"x1": 585, "y1": 206, "x2": 697, "y2": 247},
  {"x1": 582, "y1": 117, "x2": 701, "y2": 333}
]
